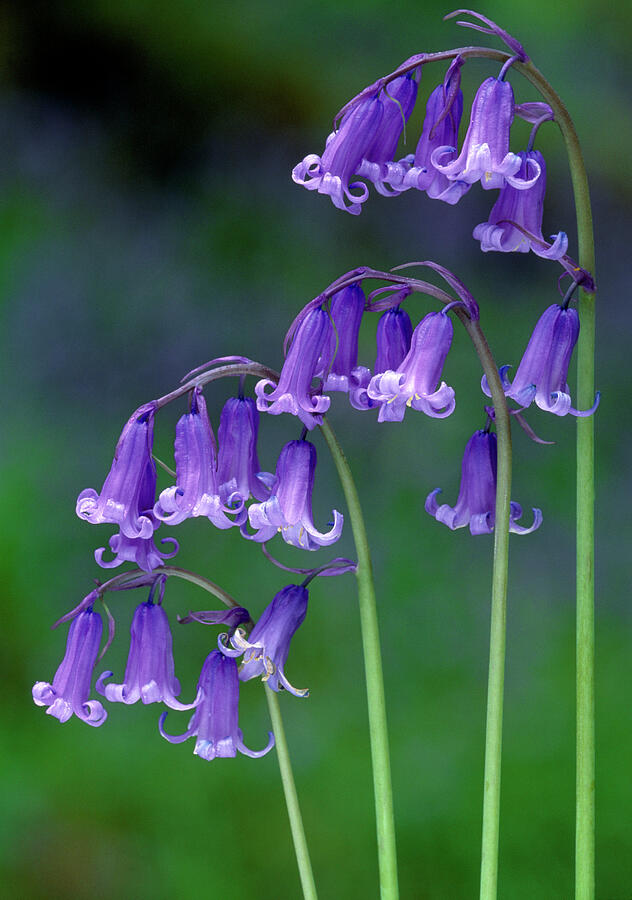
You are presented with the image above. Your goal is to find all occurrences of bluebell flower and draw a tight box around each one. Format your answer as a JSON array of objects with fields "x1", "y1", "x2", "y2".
[
  {"x1": 432, "y1": 77, "x2": 541, "y2": 191},
  {"x1": 374, "y1": 305, "x2": 413, "y2": 373},
  {"x1": 97, "y1": 595, "x2": 201, "y2": 710},
  {"x1": 367, "y1": 310, "x2": 456, "y2": 422},
  {"x1": 482, "y1": 304, "x2": 600, "y2": 416},
  {"x1": 95, "y1": 531, "x2": 179, "y2": 573},
  {"x1": 77, "y1": 402, "x2": 158, "y2": 540},
  {"x1": 159, "y1": 650, "x2": 275, "y2": 761},
  {"x1": 244, "y1": 439, "x2": 343, "y2": 550},
  {"x1": 33, "y1": 608, "x2": 107, "y2": 726},
  {"x1": 217, "y1": 396, "x2": 273, "y2": 503},
  {"x1": 154, "y1": 387, "x2": 245, "y2": 528},
  {"x1": 256, "y1": 306, "x2": 334, "y2": 429},
  {"x1": 473, "y1": 151, "x2": 568, "y2": 258},
  {"x1": 425, "y1": 429, "x2": 542, "y2": 535},
  {"x1": 356, "y1": 73, "x2": 419, "y2": 194},
  {"x1": 221, "y1": 585, "x2": 309, "y2": 697},
  {"x1": 403, "y1": 82, "x2": 470, "y2": 204},
  {"x1": 322, "y1": 284, "x2": 366, "y2": 392},
  {"x1": 292, "y1": 96, "x2": 384, "y2": 214}
]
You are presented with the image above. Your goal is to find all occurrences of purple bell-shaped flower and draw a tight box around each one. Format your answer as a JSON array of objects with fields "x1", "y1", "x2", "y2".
[
  {"x1": 322, "y1": 284, "x2": 366, "y2": 392},
  {"x1": 221, "y1": 584, "x2": 309, "y2": 697},
  {"x1": 292, "y1": 95, "x2": 384, "y2": 214},
  {"x1": 482, "y1": 304, "x2": 600, "y2": 416},
  {"x1": 33, "y1": 607, "x2": 107, "y2": 727},
  {"x1": 244, "y1": 439, "x2": 343, "y2": 550},
  {"x1": 473, "y1": 151, "x2": 568, "y2": 258},
  {"x1": 255, "y1": 306, "x2": 334, "y2": 429},
  {"x1": 425, "y1": 429, "x2": 542, "y2": 535},
  {"x1": 432, "y1": 77, "x2": 541, "y2": 191},
  {"x1": 217, "y1": 396, "x2": 274, "y2": 503},
  {"x1": 374, "y1": 305, "x2": 413, "y2": 373},
  {"x1": 97, "y1": 591, "x2": 201, "y2": 710},
  {"x1": 95, "y1": 531, "x2": 179, "y2": 573},
  {"x1": 367, "y1": 310, "x2": 456, "y2": 422},
  {"x1": 159, "y1": 650, "x2": 275, "y2": 761},
  {"x1": 154, "y1": 388, "x2": 245, "y2": 528}
]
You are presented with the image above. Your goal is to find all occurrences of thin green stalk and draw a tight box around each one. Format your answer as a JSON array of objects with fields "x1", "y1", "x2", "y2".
[
  {"x1": 265, "y1": 686, "x2": 318, "y2": 900},
  {"x1": 319, "y1": 419, "x2": 399, "y2": 900}
]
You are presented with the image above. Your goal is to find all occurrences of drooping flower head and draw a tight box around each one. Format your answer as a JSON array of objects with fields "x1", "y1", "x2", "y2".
[
  {"x1": 292, "y1": 95, "x2": 384, "y2": 214},
  {"x1": 221, "y1": 584, "x2": 309, "y2": 697},
  {"x1": 255, "y1": 305, "x2": 334, "y2": 429},
  {"x1": 76, "y1": 402, "x2": 158, "y2": 540},
  {"x1": 322, "y1": 283, "x2": 366, "y2": 392},
  {"x1": 374, "y1": 304, "x2": 413, "y2": 374},
  {"x1": 159, "y1": 650, "x2": 275, "y2": 761},
  {"x1": 425, "y1": 429, "x2": 542, "y2": 534},
  {"x1": 432, "y1": 77, "x2": 540, "y2": 191},
  {"x1": 154, "y1": 387, "x2": 245, "y2": 528},
  {"x1": 473, "y1": 150, "x2": 568, "y2": 259},
  {"x1": 356, "y1": 72, "x2": 419, "y2": 194},
  {"x1": 368, "y1": 310, "x2": 456, "y2": 422},
  {"x1": 217, "y1": 396, "x2": 273, "y2": 503},
  {"x1": 482, "y1": 303, "x2": 600, "y2": 417},
  {"x1": 244, "y1": 439, "x2": 343, "y2": 550},
  {"x1": 33, "y1": 607, "x2": 107, "y2": 727},
  {"x1": 97, "y1": 582, "x2": 201, "y2": 710}
]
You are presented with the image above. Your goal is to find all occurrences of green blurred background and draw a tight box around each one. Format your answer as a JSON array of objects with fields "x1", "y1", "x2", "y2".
[{"x1": 1, "y1": 1, "x2": 630, "y2": 897}]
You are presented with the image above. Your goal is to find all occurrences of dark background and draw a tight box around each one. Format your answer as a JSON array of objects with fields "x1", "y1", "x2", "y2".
[{"x1": 1, "y1": 1, "x2": 631, "y2": 897}]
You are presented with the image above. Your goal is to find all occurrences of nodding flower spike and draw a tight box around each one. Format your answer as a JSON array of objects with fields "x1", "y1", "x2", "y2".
[
  {"x1": 33, "y1": 608, "x2": 107, "y2": 727},
  {"x1": 76, "y1": 403, "x2": 158, "y2": 540},
  {"x1": 432, "y1": 78, "x2": 541, "y2": 191},
  {"x1": 159, "y1": 650, "x2": 275, "y2": 761},
  {"x1": 95, "y1": 532, "x2": 179, "y2": 573},
  {"x1": 473, "y1": 151, "x2": 568, "y2": 259},
  {"x1": 221, "y1": 584, "x2": 309, "y2": 698},
  {"x1": 154, "y1": 387, "x2": 246, "y2": 528},
  {"x1": 322, "y1": 284, "x2": 366, "y2": 392},
  {"x1": 244, "y1": 439, "x2": 343, "y2": 551},
  {"x1": 292, "y1": 95, "x2": 384, "y2": 214},
  {"x1": 217, "y1": 396, "x2": 274, "y2": 503},
  {"x1": 356, "y1": 72, "x2": 419, "y2": 195},
  {"x1": 425, "y1": 429, "x2": 542, "y2": 535},
  {"x1": 482, "y1": 304, "x2": 600, "y2": 417},
  {"x1": 97, "y1": 595, "x2": 201, "y2": 710},
  {"x1": 403, "y1": 82, "x2": 470, "y2": 205},
  {"x1": 255, "y1": 306, "x2": 333, "y2": 429},
  {"x1": 368, "y1": 311, "x2": 455, "y2": 422}
]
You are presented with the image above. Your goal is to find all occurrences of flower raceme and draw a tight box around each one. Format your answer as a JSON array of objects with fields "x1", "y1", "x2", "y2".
[
  {"x1": 425, "y1": 429, "x2": 542, "y2": 535},
  {"x1": 159, "y1": 650, "x2": 275, "y2": 761},
  {"x1": 33, "y1": 607, "x2": 107, "y2": 727},
  {"x1": 473, "y1": 150, "x2": 568, "y2": 258},
  {"x1": 482, "y1": 303, "x2": 600, "y2": 416},
  {"x1": 244, "y1": 439, "x2": 343, "y2": 550},
  {"x1": 221, "y1": 584, "x2": 310, "y2": 697},
  {"x1": 367, "y1": 310, "x2": 456, "y2": 422}
]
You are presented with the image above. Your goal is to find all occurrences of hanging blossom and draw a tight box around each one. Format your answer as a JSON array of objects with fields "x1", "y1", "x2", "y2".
[
  {"x1": 159, "y1": 650, "x2": 275, "y2": 761},
  {"x1": 482, "y1": 303, "x2": 600, "y2": 416},
  {"x1": 367, "y1": 309, "x2": 456, "y2": 422},
  {"x1": 154, "y1": 387, "x2": 245, "y2": 528},
  {"x1": 473, "y1": 150, "x2": 568, "y2": 258},
  {"x1": 292, "y1": 95, "x2": 384, "y2": 214},
  {"x1": 432, "y1": 77, "x2": 541, "y2": 191},
  {"x1": 216, "y1": 396, "x2": 274, "y2": 504},
  {"x1": 221, "y1": 584, "x2": 309, "y2": 697},
  {"x1": 96, "y1": 584, "x2": 201, "y2": 710},
  {"x1": 322, "y1": 283, "x2": 366, "y2": 393},
  {"x1": 355, "y1": 72, "x2": 419, "y2": 195},
  {"x1": 95, "y1": 531, "x2": 179, "y2": 573},
  {"x1": 255, "y1": 305, "x2": 334, "y2": 429},
  {"x1": 33, "y1": 607, "x2": 107, "y2": 727},
  {"x1": 243, "y1": 439, "x2": 343, "y2": 550},
  {"x1": 425, "y1": 429, "x2": 542, "y2": 535}
]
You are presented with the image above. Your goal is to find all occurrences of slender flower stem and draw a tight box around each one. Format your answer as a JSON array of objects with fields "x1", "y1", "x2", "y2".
[
  {"x1": 319, "y1": 419, "x2": 399, "y2": 900},
  {"x1": 265, "y1": 686, "x2": 318, "y2": 900}
]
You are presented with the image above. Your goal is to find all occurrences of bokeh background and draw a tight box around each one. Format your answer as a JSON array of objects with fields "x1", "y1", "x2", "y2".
[{"x1": 1, "y1": 1, "x2": 631, "y2": 897}]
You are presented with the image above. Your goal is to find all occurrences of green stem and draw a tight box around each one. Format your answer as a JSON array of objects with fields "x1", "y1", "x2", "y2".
[
  {"x1": 265, "y1": 686, "x2": 318, "y2": 900},
  {"x1": 513, "y1": 60, "x2": 597, "y2": 900},
  {"x1": 319, "y1": 419, "x2": 399, "y2": 900}
]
